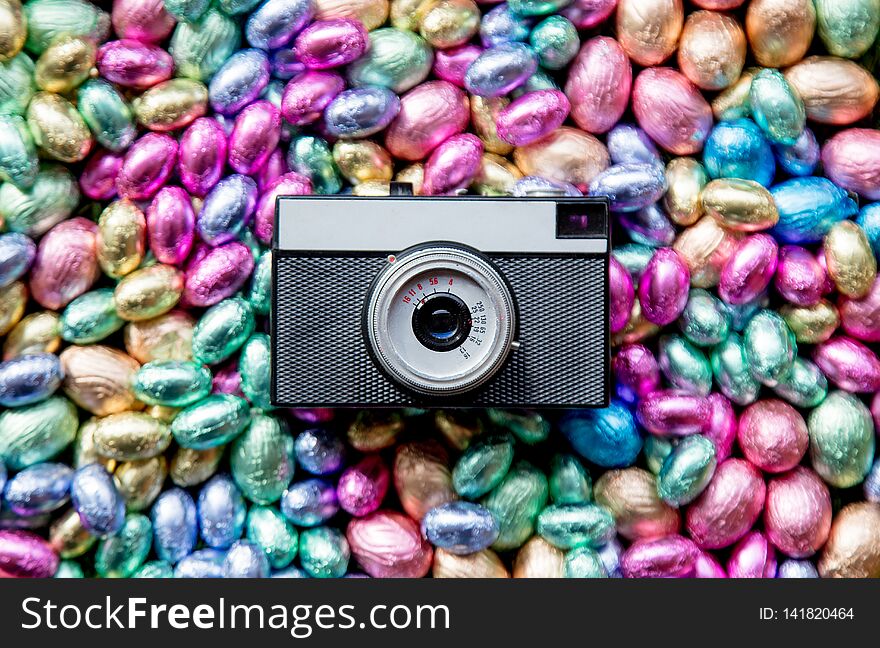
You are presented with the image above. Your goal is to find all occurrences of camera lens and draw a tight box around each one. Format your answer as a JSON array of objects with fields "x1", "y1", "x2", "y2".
[{"x1": 412, "y1": 293, "x2": 472, "y2": 351}]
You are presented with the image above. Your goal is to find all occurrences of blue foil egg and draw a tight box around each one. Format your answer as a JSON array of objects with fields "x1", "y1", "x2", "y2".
[
  {"x1": 151, "y1": 487, "x2": 198, "y2": 565},
  {"x1": 618, "y1": 204, "x2": 676, "y2": 247},
  {"x1": 323, "y1": 86, "x2": 401, "y2": 139},
  {"x1": 245, "y1": 0, "x2": 313, "y2": 50},
  {"x1": 70, "y1": 463, "x2": 126, "y2": 537},
  {"x1": 0, "y1": 232, "x2": 35, "y2": 288},
  {"x1": 197, "y1": 474, "x2": 247, "y2": 549},
  {"x1": 174, "y1": 548, "x2": 227, "y2": 578},
  {"x1": 294, "y1": 429, "x2": 345, "y2": 475},
  {"x1": 281, "y1": 478, "x2": 339, "y2": 526},
  {"x1": 0, "y1": 462, "x2": 6, "y2": 505},
  {"x1": 560, "y1": 401, "x2": 642, "y2": 468},
  {"x1": 3, "y1": 462, "x2": 72, "y2": 516},
  {"x1": 197, "y1": 174, "x2": 258, "y2": 246},
  {"x1": 422, "y1": 501, "x2": 499, "y2": 555},
  {"x1": 864, "y1": 459, "x2": 880, "y2": 503},
  {"x1": 480, "y1": 5, "x2": 533, "y2": 48},
  {"x1": 771, "y1": 177, "x2": 859, "y2": 244},
  {"x1": 209, "y1": 49, "x2": 271, "y2": 115},
  {"x1": 702, "y1": 119, "x2": 775, "y2": 187},
  {"x1": 0, "y1": 353, "x2": 63, "y2": 407},
  {"x1": 596, "y1": 536, "x2": 623, "y2": 578},
  {"x1": 223, "y1": 539, "x2": 271, "y2": 577},
  {"x1": 511, "y1": 175, "x2": 581, "y2": 197},
  {"x1": 773, "y1": 128, "x2": 820, "y2": 177},
  {"x1": 857, "y1": 203, "x2": 880, "y2": 259},
  {"x1": 464, "y1": 43, "x2": 538, "y2": 98},
  {"x1": 588, "y1": 163, "x2": 667, "y2": 212},
  {"x1": 607, "y1": 124, "x2": 662, "y2": 168}
]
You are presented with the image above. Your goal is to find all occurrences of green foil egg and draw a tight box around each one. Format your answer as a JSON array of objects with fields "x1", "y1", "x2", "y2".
[
  {"x1": 23, "y1": 0, "x2": 108, "y2": 55},
  {"x1": 239, "y1": 333, "x2": 272, "y2": 410},
  {"x1": 816, "y1": 0, "x2": 880, "y2": 59},
  {"x1": 77, "y1": 79, "x2": 136, "y2": 153},
  {"x1": 299, "y1": 527, "x2": 350, "y2": 578},
  {"x1": 248, "y1": 250, "x2": 272, "y2": 316},
  {"x1": 192, "y1": 297, "x2": 256, "y2": 365},
  {"x1": 487, "y1": 408, "x2": 549, "y2": 444},
  {"x1": 164, "y1": 0, "x2": 211, "y2": 22},
  {"x1": 772, "y1": 357, "x2": 829, "y2": 408},
  {"x1": 231, "y1": 413, "x2": 294, "y2": 505},
  {"x1": 171, "y1": 394, "x2": 251, "y2": 450},
  {"x1": 657, "y1": 435, "x2": 717, "y2": 507},
  {"x1": 0, "y1": 164, "x2": 78, "y2": 236},
  {"x1": 247, "y1": 506, "x2": 299, "y2": 570},
  {"x1": 54, "y1": 560, "x2": 85, "y2": 578},
  {"x1": 529, "y1": 16, "x2": 578, "y2": 70},
  {"x1": 347, "y1": 28, "x2": 433, "y2": 93},
  {"x1": 564, "y1": 546, "x2": 607, "y2": 578},
  {"x1": 0, "y1": 396, "x2": 77, "y2": 470},
  {"x1": 288, "y1": 136, "x2": 342, "y2": 195},
  {"x1": 536, "y1": 504, "x2": 615, "y2": 550},
  {"x1": 808, "y1": 390, "x2": 875, "y2": 488},
  {"x1": 658, "y1": 335, "x2": 713, "y2": 396},
  {"x1": 678, "y1": 289, "x2": 731, "y2": 348},
  {"x1": 95, "y1": 513, "x2": 152, "y2": 578},
  {"x1": 743, "y1": 309, "x2": 797, "y2": 387},
  {"x1": 549, "y1": 454, "x2": 592, "y2": 505},
  {"x1": 710, "y1": 332, "x2": 760, "y2": 406},
  {"x1": 0, "y1": 52, "x2": 35, "y2": 116},
  {"x1": 451, "y1": 433, "x2": 514, "y2": 499},
  {"x1": 132, "y1": 561, "x2": 174, "y2": 578},
  {"x1": 482, "y1": 461, "x2": 549, "y2": 551},
  {"x1": 60, "y1": 288, "x2": 125, "y2": 345},
  {"x1": 169, "y1": 8, "x2": 240, "y2": 82},
  {"x1": 507, "y1": 0, "x2": 571, "y2": 16},
  {"x1": 132, "y1": 361, "x2": 213, "y2": 408},
  {"x1": 644, "y1": 435, "x2": 675, "y2": 475},
  {"x1": 749, "y1": 68, "x2": 806, "y2": 146},
  {"x1": 0, "y1": 114, "x2": 38, "y2": 189}
]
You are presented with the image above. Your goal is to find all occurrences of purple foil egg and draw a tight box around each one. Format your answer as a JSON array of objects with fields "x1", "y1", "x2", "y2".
[
  {"x1": 764, "y1": 467, "x2": 832, "y2": 559},
  {"x1": 565, "y1": 36, "x2": 631, "y2": 135},
  {"x1": 228, "y1": 101, "x2": 282, "y2": 176},
  {"x1": 812, "y1": 336, "x2": 880, "y2": 393},
  {"x1": 727, "y1": 531, "x2": 776, "y2": 578},
  {"x1": 694, "y1": 551, "x2": 727, "y2": 578},
  {"x1": 212, "y1": 360, "x2": 243, "y2": 396},
  {"x1": 257, "y1": 148, "x2": 289, "y2": 191},
  {"x1": 116, "y1": 133, "x2": 178, "y2": 201},
  {"x1": 0, "y1": 530, "x2": 59, "y2": 578},
  {"x1": 638, "y1": 248, "x2": 690, "y2": 325},
  {"x1": 209, "y1": 49, "x2": 272, "y2": 116},
  {"x1": 561, "y1": 0, "x2": 619, "y2": 29},
  {"x1": 588, "y1": 163, "x2": 667, "y2": 212},
  {"x1": 607, "y1": 123, "x2": 663, "y2": 167},
  {"x1": 633, "y1": 67, "x2": 713, "y2": 155},
  {"x1": 496, "y1": 90, "x2": 570, "y2": 147},
  {"x1": 337, "y1": 455, "x2": 391, "y2": 518},
  {"x1": 293, "y1": 19, "x2": 368, "y2": 69},
  {"x1": 433, "y1": 45, "x2": 483, "y2": 88},
  {"x1": 197, "y1": 174, "x2": 259, "y2": 246},
  {"x1": 618, "y1": 204, "x2": 676, "y2": 247},
  {"x1": 97, "y1": 40, "x2": 175, "y2": 89},
  {"x1": 612, "y1": 343, "x2": 661, "y2": 403},
  {"x1": 511, "y1": 176, "x2": 582, "y2": 197},
  {"x1": 704, "y1": 393, "x2": 736, "y2": 462},
  {"x1": 324, "y1": 87, "x2": 401, "y2": 139},
  {"x1": 179, "y1": 118, "x2": 228, "y2": 198},
  {"x1": 80, "y1": 150, "x2": 123, "y2": 201},
  {"x1": 246, "y1": 0, "x2": 315, "y2": 51},
  {"x1": 111, "y1": 0, "x2": 175, "y2": 44},
  {"x1": 254, "y1": 172, "x2": 312, "y2": 245},
  {"x1": 183, "y1": 242, "x2": 255, "y2": 308},
  {"x1": 422, "y1": 133, "x2": 484, "y2": 196},
  {"x1": 636, "y1": 389, "x2": 711, "y2": 436},
  {"x1": 719, "y1": 234, "x2": 778, "y2": 305},
  {"x1": 385, "y1": 81, "x2": 470, "y2": 161},
  {"x1": 464, "y1": 43, "x2": 538, "y2": 98},
  {"x1": 146, "y1": 187, "x2": 195, "y2": 266},
  {"x1": 609, "y1": 256, "x2": 635, "y2": 333},
  {"x1": 821, "y1": 128, "x2": 880, "y2": 201},
  {"x1": 271, "y1": 49, "x2": 307, "y2": 81},
  {"x1": 839, "y1": 276, "x2": 880, "y2": 342},
  {"x1": 291, "y1": 409, "x2": 335, "y2": 424},
  {"x1": 281, "y1": 71, "x2": 346, "y2": 127},
  {"x1": 346, "y1": 510, "x2": 433, "y2": 578},
  {"x1": 29, "y1": 218, "x2": 99, "y2": 311},
  {"x1": 620, "y1": 534, "x2": 700, "y2": 578},
  {"x1": 774, "y1": 245, "x2": 826, "y2": 307}
]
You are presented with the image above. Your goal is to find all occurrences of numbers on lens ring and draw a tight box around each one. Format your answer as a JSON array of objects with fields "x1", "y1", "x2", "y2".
[{"x1": 472, "y1": 301, "x2": 485, "y2": 313}]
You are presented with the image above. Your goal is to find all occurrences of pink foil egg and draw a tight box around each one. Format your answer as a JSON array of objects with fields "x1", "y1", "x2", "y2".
[
  {"x1": 116, "y1": 133, "x2": 178, "y2": 201},
  {"x1": 737, "y1": 399, "x2": 808, "y2": 473},
  {"x1": 693, "y1": 0, "x2": 744, "y2": 7},
  {"x1": 496, "y1": 90, "x2": 571, "y2": 147},
  {"x1": 29, "y1": 218, "x2": 100, "y2": 311},
  {"x1": 228, "y1": 101, "x2": 282, "y2": 176},
  {"x1": 726, "y1": 531, "x2": 776, "y2": 578},
  {"x1": 254, "y1": 172, "x2": 313, "y2": 245},
  {"x1": 337, "y1": 455, "x2": 391, "y2": 517},
  {"x1": 80, "y1": 150, "x2": 123, "y2": 201},
  {"x1": 609, "y1": 256, "x2": 635, "y2": 333},
  {"x1": 693, "y1": 551, "x2": 727, "y2": 578},
  {"x1": 146, "y1": 187, "x2": 195, "y2": 266},
  {"x1": 812, "y1": 336, "x2": 880, "y2": 393},
  {"x1": 565, "y1": 36, "x2": 632, "y2": 135},
  {"x1": 213, "y1": 360, "x2": 243, "y2": 397},
  {"x1": 686, "y1": 458, "x2": 766, "y2": 549},
  {"x1": 612, "y1": 344, "x2": 660, "y2": 402},
  {"x1": 111, "y1": 0, "x2": 175, "y2": 44},
  {"x1": 293, "y1": 19, "x2": 368, "y2": 69},
  {"x1": 620, "y1": 534, "x2": 700, "y2": 578},
  {"x1": 183, "y1": 242, "x2": 255, "y2": 308},
  {"x1": 839, "y1": 276, "x2": 880, "y2": 342},
  {"x1": 718, "y1": 234, "x2": 778, "y2": 305},
  {"x1": 257, "y1": 148, "x2": 288, "y2": 191},
  {"x1": 821, "y1": 128, "x2": 880, "y2": 201},
  {"x1": 705, "y1": 392, "x2": 737, "y2": 461},
  {"x1": 346, "y1": 510, "x2": 433, "y2": 578},
  {"x1": 178, "y1": 118, "x2": 228, "y2": 198},
  {"x1": 632, "y1": 67, "x2": 713, "y2": 155},
  {"x1": 422, "y1": 134, "x2": 484, "y2": 196},
  {"x1": 97, "y1": 40, "x2": 175, "y2": 90},
  {"x1": 561, "y1": 0, "x2": 619, "y2": 29},
  {"x1": 638, "y1": 248, "x2": 690, "y2": 325},
  {"x1": 385, "y1": 81, "x2": 470, "y2": 162},
  {"x1": 281, "y1": 71, "x2": 346, "y2": 127},
  {"x1": 433, "y1": 45, "x2": 482, "y2": 88},
  {"x1": 764, "y1": 466, "x2": 832, "y2": 558},
  {"x1": 0, "y1": 530, "x2": 59, "y2": 578},
  {"x1": 636, "y1": 389, "x2": 711, "y2": 436},
  {"x1": 774, "y1": 245, "x2": 826, "y2": 307}
]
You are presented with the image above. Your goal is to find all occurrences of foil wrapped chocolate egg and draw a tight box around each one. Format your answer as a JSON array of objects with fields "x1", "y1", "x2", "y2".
[
  {"x1": 565, "y1": 36, "x2": 631, "y2": 135},
  {"x1": 785, "y1": 56, "x2": 879, "y2": 125},
  {"x1": 822, "y1": 128, "x2": 880, "y2": 201},
  {"x1": 815, "y1": 0, "x2": 880, "y2": 59},
  {"x1": 632, "y1": 67, "x2": 712, "y2": 156},
  {"x1": 819, "y1": 502, "x2": 880, "y2": 578},
  {"x1": 96, "y1": 40, "x2": 174, "y2": 90},
  {"x1": 616, "y1": 0, "x2": 683, "y2": 66},
  {"x1": 765, "y1": 467, "x2": 831, "y2": 558},
  {"x1": 347, "y1": 510, "x2": 432, "y2": 578},
  {"x1": 347, "y1": 28, "x2": 433, "y2": 94},
  {"x1": 808, "y1": 391, "x2": 874, "y2": 488},
  {"x1": 677, "y1": 10, "x2": 745, "y2": 91},
  {"x1": 745, "y1": 0, "x2": 815, "y2": 67},
  {"x1": 594, "y1": 468, "x2": 679, "y2": 540}
]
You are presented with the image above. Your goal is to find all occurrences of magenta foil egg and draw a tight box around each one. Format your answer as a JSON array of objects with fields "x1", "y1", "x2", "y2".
[
  {"x1": 281, "y1": 71, "x2": 346, "y2": 127},
  {"x1": 632, "y1": 67, "x2": 713, "y2": 155},
  {"x1": 212, "y1": 360, "x2": 243, "y2": 396},
  {"x1": 346, "y1": 510, "x2": 433, "y2": 578},
  {"x1": 564, "y1": 36, "x2": 632, "y2": 135},
  {"x1": 562, "y1": 0, "x2": 620, "y2": 29},
  {"x1": 29, "y1": 217, "x2": 100, "y2": 311},
  {"x1": 111, "y1": 0, "x2": 175, "y2": 44},
  {"x1": 116, "y1": 133, "x2": 178, "y2": 201},
  {"x1": 693, "y1": 551, "x2": 727, "y2": 578},
  {"x1": 764, "y1": 467, "x2": 832, "y2": 559},
  {"x1": 422, "y1": 133, "x2": 484, "y2": 195},
  {"x1": 183, "y1": 242, "x2": 255, "y2": 308},
  {"x1": 228, "y1": 101, "x2": 282, "y2": 176},
  {"x1": 821, "y1": 129, "x2": 880, "y2": 201},
  {"x1": 737, "y1": 399, "x2": 808, "y2": 473},
  {"x1": 726, "y1": 531, "x2": 776, "y2": 578},
  {"x1": 636, "y1": 389, "x2": 711, "y2": 436},
  {"x1": 146, "y1": 187, "x2": 195, "y2": 266},
  {"x1": 178, "y1": 118, "x2": 228, "y2": 198},
  {"x1": 0, "y1": 530, "x2": 59, "y2": 578},
  {"x1": 80, "y1": 150, "x2": 123, "y2": 201},
  {"x1": 719, "y1": 234, "x2": 778, "y2": 305},
  {"x1": 97, "y1": 40, "x2": 175, "y2": 89},
  {"x1": 257, "y1": 148, "x2": 288, "y2": 191},
  {"x1": 812, "y1": 336, "x2": 880, "y2": 393},
  {"x1": 774, "y1": 245, "x2": 827, "y2": 307},
  {"x1": 293, "y1": 19, "x2": 368, "y2": 69},
  {"x1": 337, "y1": 455, "x2": 391, "y2": 517},
  {"x1": 839, "y1": 276, "x2": 880, "y2": 342},
  {"x1": 705, "y1": 392, "x2": 737, "y2": 461},
  {"x1": 620, "y1": 534, "x2": 700, "y2": 578},
  {"x1": 638, "y1": 248, "x2": 690, "y2": 325},
  {"x1": 613, "y1": 344, "x2": 661, "y2": 402},
  {"x1": 385, "y1": 81, "x2": 470, "y2": 161},
  {"x1": 254, "y1": 172, "x2": 312, "y2": 245},
  {"x1": 496, "y1": 90, "x2": 571, "y2": 147},
  {"x1": 609, "y1": 256, "x2": 635, "y2": 333},
  {"x1": 433, "y1": 45, "x2": 483, "y2": 88},
  {"x1": 686, "y1": 458, "x2": 766, "y2": 549}
]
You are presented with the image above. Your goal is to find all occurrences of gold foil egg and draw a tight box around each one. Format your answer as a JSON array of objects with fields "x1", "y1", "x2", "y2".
[
  {"x1": 611, "y1": 299, "x2": 661, "y2": 346},
  {"x1": 391, "y1": 0, "x2": 428, "y2": 30},
  {"x1": 664, "y1": 157, "x2": 708, "y2": 226},
  {"x1": 513, "y1": 126, "x2": 609, "y2": 192},
  {"x1": 513, "y1": 536, "x2": 565, "y2": 578},
  {"x1": 34, "y1": 35, "x2": 96, "y2": 94},
  {"x1": 352, "y1": 180, "x2": 391, "y2": 196},
  {"x1": 678, "y1": 11, "x2": 746, "y2": 91},
  {"x1": 114, "y1": 456, "x2": 167, "y2": 511},
  {"x1": 780, "y1": 300, "x2": 840, "y2": 344},
  {"x1": 315, "y1": 0, "x2": 390, "y2": 31},
  {"x1": 132, "y1": 78, "x2": 208, "y2": 132},
  {"x1": 701, "y1": 178, "x2": 779, "y2": 232},
  {"x1": 784, "y1": 56, "x2": 880, "y2": 125},
  {"x1": 49, "y1": 508, "x2": 96, "y2": 559},
  {"x1": 93, "y1": 411, "x2": 172, "y2": 461},
  {"x1": 26, "y1": 91, "x2": 93, "y2": 163},
  {"x1": 472, "y1": 153, "x2": 522, "y2": 196},
  {"x1": 819, "y1": 502, "x2": 880, "y2": 578},
  {"x1": 394, "y1": 440, "x2": 457, "y2": 521},
  {"x1": 0, "y1": 281, "x2": 28, "y2": 336},
  {"x1": 3, "y1": 311, "x2": 60, "y2": 359},
  {"x1": 471, "y1": 95, "x2": 513, "y2": 156},
  {"x1": 96, "y1": 200, "x2": 146, "y2": 278},
  {"x1": 114, "y1": 264, "x2": 185, "y2": 322},
  {"x1": 824, "y1": 220, "x2": 877, "y2": 299},
  {"x1": 433, "y1": 548, "x2": 510, "y2": 578},
  {"x1": 395, "y1": 164, "x2": 425, "y2": 195},
  {"x1": 673, "y1": 216, "x2": 742, "y2": 288},
  {"x1": 0, "y1": 0, "x2": 25, "y2": 62},
  {"x1": 417, "y1": 0, "x2": 480, "y2": 49},
  {"x1": 746, "y1": 0, "x2": 816, "y2": 68},
  {"x1": 74, "y1": 417, "x2": 116, "y2": 471},
  {"x1": 123, "y1": 310, "x2": 194, "y2": 363},
  {"x1": 170, "y1": 446, "x2": 225, "y2": 487},
  {"x1": 616, "y1": 0, "x2": 684, "y2": 66},
  {"x1": 332, "y1": 140, "x2": 394, "y2": 185},
  {"x1": 711, "y1": 67, "x2": 759, "y2": 121},
  {"x1": 593, "y1": 468, "x2": 680, "y2": 541},
  {"x1": 59, "y1": 344, "x2": 142, "y2": 416}
]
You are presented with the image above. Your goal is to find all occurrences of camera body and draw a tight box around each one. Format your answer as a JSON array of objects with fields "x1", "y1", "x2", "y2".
[{"x1": 271, "y1": 192, "x2": 610, "y2": 408}]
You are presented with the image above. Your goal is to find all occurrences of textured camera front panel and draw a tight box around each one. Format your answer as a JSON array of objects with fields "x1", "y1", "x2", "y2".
[{"x1": 272, "y1": 254, "x2": 607, "y2": 407}]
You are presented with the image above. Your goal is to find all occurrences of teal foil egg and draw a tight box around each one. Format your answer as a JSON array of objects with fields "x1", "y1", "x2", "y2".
[
  {"x1": 0, "y1": 396, "x2": 77, "y2": 469},
  {"x1": 658, "y1": 435, "x2": 717, "y2": 507},
  {"x1": 247, "y1": 506, "x2": 298, "y2": 569},
  {"x1": 703, "y1": 119, "x2": 775, "y2": 187},
  {"x1": 559, "y1": 401, "x2": 642, "y2": 468},
  {"x1": 54, "y1": 560, "x2": 84, "y2": 578},
  {"x1": 749, "y1": 69, "x2": 806, "y2": 146},
  {"x1": 248, "y1": 250, "x2": 272, "y2": 316},
  {"x1": 170, "y1": 8, "x2": 241, "y2": 82},
  {"x1": 857, "y1": 203, "x2": 880, "y2": 259},
  {"x1": 192, "y1": 297, "x2": 255, "y2": 365},
  {"x1": 347, "y1": 28, "x2": 433, "y2": 94},
  {"x1": 744, "y1": 309, "x2": 797, "y2": 387},
  {"x1": 771, "y1": 177, "x2": 859, "y2": 244},
  {"x1": 529, "y1": 16, "x2": 578, "y2": 70},
  {"x1": 0, "y1": 114, "x2": 38, "y2": 189},
  {"x1": 644, "y1": 435, "x2": 674, "y2": 475},
  {"x1": 549, "y1": 454, "x2": 592, "y2": 505},
  {"x1": 772, "y1": 357, "x2": 829, "y2": 408},
  {"x1": 808, "y1": 390, "x2": 874, "y2": 488},
  {"x1": 452, "y1": 433, "x2": 514, "y2": 499},
  {"x1": 287, "y1": 135, "x2": 341, "y2": 195},
  {"x1": 536, "y1": 504, "x2": 614, "y2": 550},
  {"x1": 76, "y1": 79, "x2": 136, "y2": 153},
  {"x1": 816, "y1": 0, "x2": 880, "y2": 59},
  {"x1": 164, "y1": 0, "x2": 211, "y2": 22},
  {"x1": 0, "y1": 53, "x2": 35, "y2": 116},
  {"x1": 299, "y1": 526, "x2": 350, "y2": 578},
  {"x1": 487, "y1": 408, "x2": 549, "y2": 444},
  {"x1": 95, "y1": 513, "x2": 152, "y2": 578},
  {"x1": 240, "y1": 333, "x2": 272, "y2": 410},
  {"x1": 0, "y1": 165, "x2": 79, "y2": 237},
  {"x1": 678, "y1": 289, "x2": 731, "y2": 348},
  {"x1": 231, "y1": 412, "x2": 294, "y2": 504},
  {"x1": 23, "y1": 0, "x2": 108, "y2": 55},
  {"x1": 564, "y1": 546, "x2": 607, "y2": 578},
  {"x1": 132, "y1": 561, "x2": 174, "y2": 578},
  {"x1": 60, "y1": 288, "x2": 124, "y2": 345},
  {"x1": 171, "y1": 394, "x2": 251, "y2": 450},
  {"x1": 132, "y1": 360, "x2": 213, "y2": 407},
  {"x1": 482, "y1": 461, "x2": 548, "y2": 551},
  {"x1": 508, "y1": 0, "x2": 573, "y2": 16},
  {"x1": 711, "y1": 332, "x2": 760, "y2": 406},
  {"x1": 658, "y1": 335, "x2": 713, "y2": 396}
]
